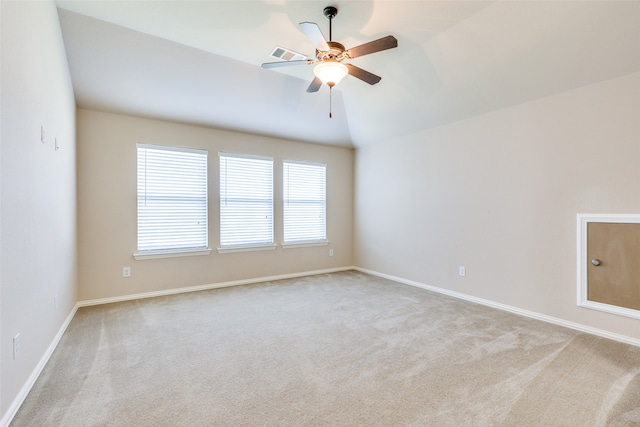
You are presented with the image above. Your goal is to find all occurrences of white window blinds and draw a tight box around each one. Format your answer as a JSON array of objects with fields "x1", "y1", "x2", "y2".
[
  {"x1": 219, "y1": 153, "x2": 274, "y2": 248},
  {"x1": 137, "y1": 144, "x2": 208, "y2": 253},
  {"x1": 283, "y1": 161, "x2": 326, "y2": 244}
]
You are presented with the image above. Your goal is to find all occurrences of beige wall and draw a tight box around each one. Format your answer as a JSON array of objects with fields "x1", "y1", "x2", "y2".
[
  {"x1": 77, "y1": 109, "x2": 354, "y2": 301},
  {"x1": 354, "y1": 72, "x2": 640, "y2": 342},
  {"x1": 1, "y1": 0, "x2": 77, "y2": 421}
]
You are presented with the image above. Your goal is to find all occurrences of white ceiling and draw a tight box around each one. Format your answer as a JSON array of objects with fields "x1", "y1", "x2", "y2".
[{"x1": 56, "y1": 1, "x2": 640, "y2": 148}]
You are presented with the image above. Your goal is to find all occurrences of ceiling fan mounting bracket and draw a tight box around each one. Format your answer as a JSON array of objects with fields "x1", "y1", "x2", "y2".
[{"x1": 323, "y1": 6, "x2": 338, "y2": 20}]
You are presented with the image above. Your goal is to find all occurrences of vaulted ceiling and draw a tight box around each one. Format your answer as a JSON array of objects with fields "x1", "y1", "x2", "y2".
[{"x1": 56, "y1": 1, "x2": 640, "y2": 148}]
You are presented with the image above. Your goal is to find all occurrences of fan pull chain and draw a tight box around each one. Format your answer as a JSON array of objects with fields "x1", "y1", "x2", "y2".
[{"x1": 329, "y1": 86, "x2": 332, "y2": 118}]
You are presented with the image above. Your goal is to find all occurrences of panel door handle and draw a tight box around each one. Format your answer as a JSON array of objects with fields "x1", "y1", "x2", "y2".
[{"x1": 591, "y1": 259, "x2": 602, "y2": 266}]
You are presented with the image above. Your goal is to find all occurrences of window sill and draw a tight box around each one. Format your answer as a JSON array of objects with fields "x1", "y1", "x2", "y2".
[
  {"x1": 217, "y1": 244, "x2": 277, "y2": 254},
  {"x1": 282, "y1": 240, "x2": 330, "y2": 249},
  {"x1": 133, "y1": 248, "x2": 212, "y2": 260}
]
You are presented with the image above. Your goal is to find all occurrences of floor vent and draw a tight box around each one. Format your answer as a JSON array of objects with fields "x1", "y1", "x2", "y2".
[{"x1": 270, "y1": 46, "x2": 307, "y2": 61}]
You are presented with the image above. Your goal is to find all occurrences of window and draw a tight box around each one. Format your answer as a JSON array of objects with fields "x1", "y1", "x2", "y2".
[
  {"x1": 136, "y1": 144, "x2": 208, "y2": 256},
  {"x1": 219, "y1": 153, "x2": 274, "y2": 250},
  {"x1": 283, "y1": 161, "x2": 326, "y2": 244}
]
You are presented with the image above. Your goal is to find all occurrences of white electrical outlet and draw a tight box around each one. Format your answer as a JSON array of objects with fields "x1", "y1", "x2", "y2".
[
  {"x1": 329, "y1": 249, "x2": 334, "y2": 257},
  {"x1": 13, "y1": 333, "x2": 21, "y2": 360},
  {"x1": 123, "y1": 267, "x2": 131, "y2": 278},
  {"x1": 40, "y1": 126, "x2": 46, "y2": 143},
  {"x1": 459, "y1": 266, "x2": 466, "y2": 277}
]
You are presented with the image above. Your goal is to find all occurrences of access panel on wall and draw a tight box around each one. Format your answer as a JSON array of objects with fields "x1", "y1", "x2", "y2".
[{"x1": 578, "y1": 214, "x2": 640, "y2": 319}]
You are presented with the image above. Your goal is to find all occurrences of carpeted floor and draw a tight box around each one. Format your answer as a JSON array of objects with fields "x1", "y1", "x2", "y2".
[{"x1": 10, "y1": 271, "x2": 640, "y2": 426}]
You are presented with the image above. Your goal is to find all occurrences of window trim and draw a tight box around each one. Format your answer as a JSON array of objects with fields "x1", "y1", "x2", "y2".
[
  {"x1": 282, "y1": 240, "x2": 330, "y2": 249},
  {"x1": 218, "y1": 152, "x2": 275, "y2": 250},
  {"x1": 133, "y1": 248, "x2": 212, "y2": 260},
  {"x1": 282, "y1": 159, "x2": 327, "y2": 245},
  {"x1": 217, "y1": 243, "x2": 277, "y2": 254},
  {"x1": 135, "y1": 143, "x2": 210, "y2": 259}
]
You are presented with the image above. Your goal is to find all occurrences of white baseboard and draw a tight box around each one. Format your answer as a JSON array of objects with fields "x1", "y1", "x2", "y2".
[
  {"x1": 78, "y1": 266, "x2": 355, "y2": 307},
  {"x1": 355, "y1": 267, "x2": 640, "y2": 348},
  {"x1": 0, "y1": 305, "x2": 79, "y2": 427}
]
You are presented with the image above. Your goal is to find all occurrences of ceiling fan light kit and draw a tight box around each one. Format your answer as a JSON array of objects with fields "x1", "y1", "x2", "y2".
[
  {"x1": 313, "y1": 61, "x2": 348, "y2": 87},
  {"x1": 261, "y1": 5, "x2": 398, "y2": 117}
]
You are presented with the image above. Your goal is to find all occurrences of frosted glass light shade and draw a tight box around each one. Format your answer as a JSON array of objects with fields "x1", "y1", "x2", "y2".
[{"x1": 313, "y1": 61, "x2": 348, "y2": 86}]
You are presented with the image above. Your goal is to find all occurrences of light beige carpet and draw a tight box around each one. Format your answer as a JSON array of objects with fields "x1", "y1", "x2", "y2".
[{"x1": 11, "y1": 271, "x2": 640, "y2": 426}]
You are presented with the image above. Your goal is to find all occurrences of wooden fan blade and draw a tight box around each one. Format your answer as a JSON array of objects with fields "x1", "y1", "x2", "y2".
[
  {"x1": 261, "y1": 60, "x2": 311, "y2": 68},
  {"x1": 346, "y1": 35, "x2": 398, "y2": 58},
  {"x1": 345, "y1": 64, "x2": 382, "y2": 85},
  {"x1": 306, "y1": 77, "x2": 322, "y2": 93},
  {"x1": 299, "y1": 22, "x2": 330, "y2": 52}
]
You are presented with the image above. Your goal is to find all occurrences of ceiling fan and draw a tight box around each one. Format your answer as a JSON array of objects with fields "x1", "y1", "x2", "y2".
[{"x1": 261, "y1": 6, "x2": 398, "y2": 115}]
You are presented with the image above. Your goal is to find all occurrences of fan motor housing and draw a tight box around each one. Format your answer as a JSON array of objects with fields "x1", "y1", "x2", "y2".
[{"x1": 317, "y1": 41, "x2": 345, "y2": 61}]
